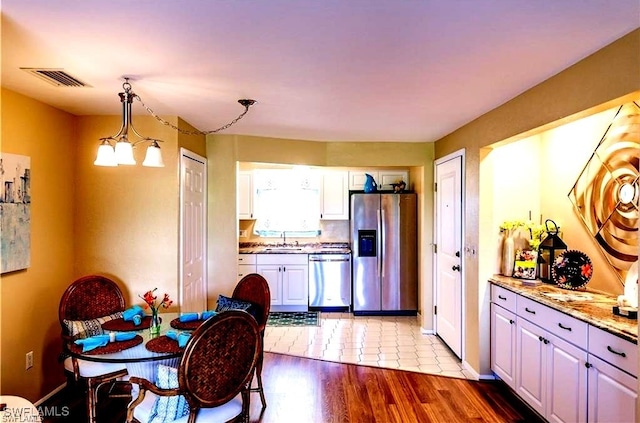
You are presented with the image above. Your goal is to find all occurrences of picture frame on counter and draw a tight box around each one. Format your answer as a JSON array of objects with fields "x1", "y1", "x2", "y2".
[{"x1": 512, "y1": 249, "x2": 538, "y2": 280}]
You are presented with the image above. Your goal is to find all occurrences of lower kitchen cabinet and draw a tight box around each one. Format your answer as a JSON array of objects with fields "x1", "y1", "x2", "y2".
[
  {"x1": 490, "y1": 303, "x2": 516, "y2": 389},
  {"x1": 257, "y1": 254, "x2": 308, "y2": 311},
  {"x1": 491, "y1": 283, "x2": 635, "y2": 423},
  {"x1": 237, "y1": 254, "x2": 257, "y2": 281},
  {"x1": 587, "y1": 354, "x2": 637, "y2": 423},
  {"x1": 516, "y1": 314, "x2": 588, "y2": 422}
]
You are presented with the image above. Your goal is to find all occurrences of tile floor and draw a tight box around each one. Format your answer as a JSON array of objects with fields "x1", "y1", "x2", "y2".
[{"x1": 263, "y1": 312, "x2": 474, "y2": 379}]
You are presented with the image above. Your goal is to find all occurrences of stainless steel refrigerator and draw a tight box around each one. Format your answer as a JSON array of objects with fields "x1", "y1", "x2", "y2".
[{"x1": 350, "y1": 193, "x2": 417, "y2": 314}]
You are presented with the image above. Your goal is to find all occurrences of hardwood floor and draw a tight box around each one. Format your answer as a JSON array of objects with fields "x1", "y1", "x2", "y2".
[{"x1": 42, "y1": 352, "x2": 541, "y2": 423}]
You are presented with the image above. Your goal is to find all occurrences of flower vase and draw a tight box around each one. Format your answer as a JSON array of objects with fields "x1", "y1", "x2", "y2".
[
  {"x1": 501, "y1": 231, "x2": 515, "y2": 277},
  {"x1": 149, "y1": 310, "x2": 161, "y2": 337}
]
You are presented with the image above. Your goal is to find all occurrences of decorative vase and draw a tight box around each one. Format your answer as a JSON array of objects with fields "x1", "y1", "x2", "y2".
[
  {"x1": 149, "y1": 309, "x2": 161, "y2": 337},
  {"x1": 501, "y1": 231, "x2": 515, "y2": 277}
]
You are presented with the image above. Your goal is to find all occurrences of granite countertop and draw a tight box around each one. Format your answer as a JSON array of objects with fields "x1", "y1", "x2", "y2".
[
  {"x1": 239, "y1": 242, "x2": 351, "y2": 254},
  {"x1": 490, "y1": 275, "x2": 637, "y2": 344}
]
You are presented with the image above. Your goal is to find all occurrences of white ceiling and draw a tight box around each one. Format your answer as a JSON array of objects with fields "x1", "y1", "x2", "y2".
[{"x1": 2, "y1": 1, "x2": 639, "y2": 142}]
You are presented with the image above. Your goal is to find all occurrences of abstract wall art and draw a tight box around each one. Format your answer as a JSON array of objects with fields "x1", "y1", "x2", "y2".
[
  {"x1": 0, "y1": 153, "x2": 31, "y2": 273},
  {"x1": 569, "y1": 102, "x2": 639, "y2": 286}
]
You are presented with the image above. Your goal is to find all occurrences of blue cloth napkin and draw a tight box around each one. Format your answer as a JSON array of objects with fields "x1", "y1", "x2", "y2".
[
  {"x1": 201, "y1": 310, "x2": 217, "y2": 320},
  {"x1": 123, "y1": 305, "x2": 145, "y2": 323},
  {"x1": 178, "y1": 310, "x2": 217, "y2": 322},
  {"x1": 178, "y1": 312, "x2": 200, "y2": 322},
  {"x1": 166, "y1": 330, "x2": 191, "y2": 348},
  {"x1": 74, "y1": 332, "x2": 137, "y2": 352}
]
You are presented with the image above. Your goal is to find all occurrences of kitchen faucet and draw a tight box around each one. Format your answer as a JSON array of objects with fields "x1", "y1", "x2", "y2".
[{"x1": 281, "y1": 231, "x2": 287, "y2": 246}]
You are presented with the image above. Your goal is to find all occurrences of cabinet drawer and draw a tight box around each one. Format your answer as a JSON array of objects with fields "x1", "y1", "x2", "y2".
[
  {"x1": 491, "y1": 285, "x2": 516, "y2": 313},
  {"x1": 238, "y1": 254, "x2": 256, "y2": 265},
  {"x1": 257, "y1": 254, "x2": 308, "y2": 265},
  {"x1": 517, "y1": 296, "x2": 588, "y2": 349},
  {"x1": 237, "y1": 264, "x2": 257, "y2": 280},
  {"x1": 588, "y1": 326, "x2": 637, "y2": 377}
]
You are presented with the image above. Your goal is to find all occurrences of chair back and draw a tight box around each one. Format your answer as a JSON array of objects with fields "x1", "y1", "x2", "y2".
[
  {"x1": 58, "y1": 275, "x2": 126, "y2": 336},
  {"x1": 232, "y1": 273, "x2": 271, "y2": 331},
  {"x1": 178, "y1": 310, "x2": 261, "y2": 410}
]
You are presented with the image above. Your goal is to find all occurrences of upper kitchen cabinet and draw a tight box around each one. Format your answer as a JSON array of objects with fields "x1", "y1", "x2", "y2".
[
  {"x1": 320, "y1": 170, "x2": 349, "y2": 220},
  {"x1": 348, "y1": 170, "x2": 409, "y2": 191},
  {"x1": 237, "y1": 170, "x2": 254, "y2": 219}
]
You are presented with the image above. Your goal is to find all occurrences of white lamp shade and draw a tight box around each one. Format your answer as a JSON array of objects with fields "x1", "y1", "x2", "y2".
[
  {"x1": 94, "y1": 142, "x2": 118, "y2": 166},
  {"x1": 142, "y1": 142, "x2": 165, "y2": 167},
  {"x1": 115, "y1": 140, "x2": 136, "y2": 165}
]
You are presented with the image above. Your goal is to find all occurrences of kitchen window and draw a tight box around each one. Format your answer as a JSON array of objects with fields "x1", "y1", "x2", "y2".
[{"x1": 253, "y1": 169, "x2": 321, "y2": 237}]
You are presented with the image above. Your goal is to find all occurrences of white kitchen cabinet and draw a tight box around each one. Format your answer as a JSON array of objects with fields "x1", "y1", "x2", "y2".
[
  {"x1": 256, "y1": 254, "x2": 308, "y2": 312},
  {"x1": 320, "y1": 171, "x2": 349, "y2": 220},
  {"x1": 587, "y1": 354, "x2": 638, "y2": 423},
  {"x1": 586, "y1": 325, "x2": 638, "y2": 423},
  {"x1": 490, "y1": 282, "x2": 636, "y2": 423},
  {"x1": 378, "y1": 170, "x2": 409, "y2": 191},
  {"x1": 545, "y1": 331, "x2": 588, "y2": 423},
  {"x1": 237, "y1": 254, "x2": 256, "y2": 281},
  {"x1": 491, "y1": 302, "x2": 517, "y2": 389},
  {"x1": 515, "y1": 317, "x2": 588, "y2": 423},
  {"x1": 348, "y1": 170, "x2": 409, "y2": 191},
  {"x1": 237, "y1": 171, "x2": 254, "y2": 219},
  {"x1": 515, "y1": 317, "x2": 547, "y2": 416}
]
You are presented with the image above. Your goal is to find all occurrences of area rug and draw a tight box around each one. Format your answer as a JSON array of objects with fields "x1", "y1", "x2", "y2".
[{"x1": 267, "y1": 311, "x2": 320, "y2": 327}]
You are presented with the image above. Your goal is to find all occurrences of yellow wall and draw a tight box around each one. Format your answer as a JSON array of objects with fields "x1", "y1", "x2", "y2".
[
  {"x1": 0, "y1": 91, "x2": 206, "y2": 401},
  {"x1": 434, "y1": 29, "x2": 640, "y2": 376},
  {"x1": 206, "y1": 135, "x2": 435, "y2": 326},
  {"x1": 0, "y1": 88, "x2": 76, "y2": 401},
  {"x1": 74, "y1": 115, "x2": 205, "y2": 308}
]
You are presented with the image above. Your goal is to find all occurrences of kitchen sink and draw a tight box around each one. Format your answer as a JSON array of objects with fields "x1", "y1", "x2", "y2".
[{"x1": 264, "y1": 247, "x2": 303, "y2": 252}]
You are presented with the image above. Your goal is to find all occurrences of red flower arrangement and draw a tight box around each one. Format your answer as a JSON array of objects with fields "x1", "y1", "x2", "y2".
[{"x1": 140, "y1": 288, "x2": 173, "y2": 311}]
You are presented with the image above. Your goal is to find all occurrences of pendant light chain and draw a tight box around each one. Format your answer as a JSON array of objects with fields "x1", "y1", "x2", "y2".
[{"x1": 134, "y1": 95, "x2": 256, "y2": 136}]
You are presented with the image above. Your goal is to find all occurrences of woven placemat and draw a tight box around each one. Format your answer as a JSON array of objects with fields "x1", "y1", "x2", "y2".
[
  {"x1": 145, "y1": 336, "x2": 182, "y2": 354},
  {"x1": 69, "y1": 335, "x2": 143, "y2": 355},
  {"x1": 170, "y1": 318, "x2": 203, "y2": 331},
  {"x1": 102, "y1": 317, "x2": 152, "y2": 331}
]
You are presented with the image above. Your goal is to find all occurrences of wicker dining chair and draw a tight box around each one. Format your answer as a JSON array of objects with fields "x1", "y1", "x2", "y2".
[
  {"x1": 127, "y1": 310, "x2": 261, "y2": 423},
  {"x1": 58, "y1": 275, "x2": 128, "y2": 423},
  {"x1": 232, "y1": 273, "x2": 271, "y2": 410}
]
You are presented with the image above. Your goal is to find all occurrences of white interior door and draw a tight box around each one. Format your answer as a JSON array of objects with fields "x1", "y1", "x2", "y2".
[
  {"x1": 435, "y1": 154, "x2": 463, "y2": 358},
  {"x1": 180, "y1": 149, "x2": 207, "y2": 313}
]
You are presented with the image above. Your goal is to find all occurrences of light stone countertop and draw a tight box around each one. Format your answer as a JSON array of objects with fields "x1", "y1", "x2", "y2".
[
  {"x1": 490, "y1": 275, "x2": 637, "y2": 344},
  {"x1": 238, "y1": 242, "x2": 351, "y2": 255}
]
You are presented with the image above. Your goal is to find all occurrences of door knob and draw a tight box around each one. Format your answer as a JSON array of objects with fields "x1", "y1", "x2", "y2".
[{"x1": 452, "y1": 265, "x2": 461, "y2": 271}]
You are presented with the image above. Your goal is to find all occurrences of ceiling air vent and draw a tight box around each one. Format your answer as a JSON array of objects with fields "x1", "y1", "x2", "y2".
[{"x1": 20, "y1": 68, "x2": 90, "y2": 87}]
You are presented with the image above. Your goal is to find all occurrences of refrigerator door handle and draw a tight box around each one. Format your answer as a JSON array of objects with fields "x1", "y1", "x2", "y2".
[
  {"x1": 376, "y1": 209, "x2": 382, "y2": 278},
  {"x1": 379, "y1": 208, "x2": 385, "y2": 277}
]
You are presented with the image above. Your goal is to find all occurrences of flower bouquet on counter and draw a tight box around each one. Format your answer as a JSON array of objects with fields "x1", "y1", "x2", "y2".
[{"x1": 140, "y1": 288, "x2": 173, "y2": 336}]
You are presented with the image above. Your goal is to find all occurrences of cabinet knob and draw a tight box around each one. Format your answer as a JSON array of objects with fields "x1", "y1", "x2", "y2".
[
  {"x1": 452, "y1": 265, "x2": 461, "y2": 272},
  {"x1": 585, "y1": 362, "x2": 593, "y2": 368},
  {"x1": 509, "y1": 319, "x2": 514, "y2": 325}
]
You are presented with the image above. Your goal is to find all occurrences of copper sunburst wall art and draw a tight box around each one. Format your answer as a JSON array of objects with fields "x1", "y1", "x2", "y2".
[{"x1": 569, "y1": 101, "x2": 639, "y2": 285}]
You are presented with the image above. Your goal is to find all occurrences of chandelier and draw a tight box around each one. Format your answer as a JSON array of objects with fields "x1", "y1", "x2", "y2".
[{"x1": 94, "y1": 78, "x2": 256, "y2": 167}]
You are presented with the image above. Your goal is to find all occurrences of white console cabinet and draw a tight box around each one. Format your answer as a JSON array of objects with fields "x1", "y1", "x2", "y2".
[{"x1": 490, "y1": 283, "x2": 635, "y2": 423}]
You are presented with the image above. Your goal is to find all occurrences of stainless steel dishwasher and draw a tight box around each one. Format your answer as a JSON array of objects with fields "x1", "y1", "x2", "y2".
[{"x1": 308, "y1": 254, "x2": 351, "y2": 310}]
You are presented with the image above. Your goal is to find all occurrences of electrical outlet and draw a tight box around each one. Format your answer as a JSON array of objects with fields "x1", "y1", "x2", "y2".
[
  {"x1": 26, "y1": 351, "x2": 33, "y2": 370},
  {"x1": 239, "y1": 229, "x2": 248, "y2": 238}
]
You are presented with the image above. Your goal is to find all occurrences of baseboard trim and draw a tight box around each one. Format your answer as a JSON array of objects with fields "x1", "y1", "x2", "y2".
[
  {"x1": 35, "y1": 382, "x2": 67, "y2": 406},
  {"x1": 461, "y1": 361, "x2": 495, "y2": 381}
]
